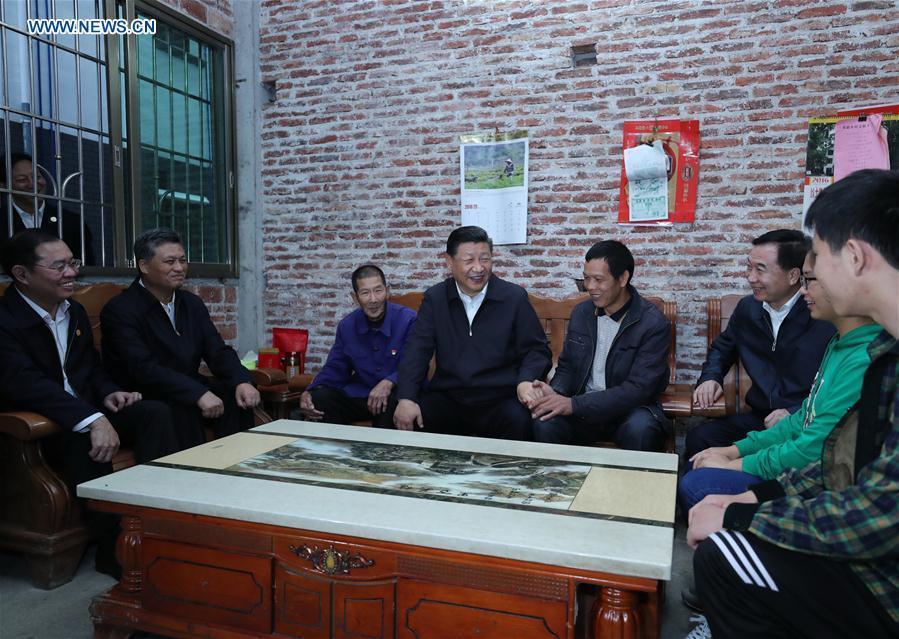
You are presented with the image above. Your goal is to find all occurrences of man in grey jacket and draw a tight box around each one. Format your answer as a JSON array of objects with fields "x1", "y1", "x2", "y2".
[{"x1": 526, "y1": 240, "x2": 671, "y2": 451}]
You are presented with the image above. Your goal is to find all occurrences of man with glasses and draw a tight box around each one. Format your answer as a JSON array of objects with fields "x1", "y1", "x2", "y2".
[
  {"x1": 0, "y1": 152, "x2": 95, "y2": 265},
  {"x1": 100, "y1": 227, "x2": 260, "y2": 449},
  {"x1": 297, "y1": 264, "x2": 417, "y2": 428},
  {"x1": 0, "y1": 229, "x2": 178, "y2": 577},
  {"x1": 685, "y1": 229, "x2": 835, "y2": 460}
]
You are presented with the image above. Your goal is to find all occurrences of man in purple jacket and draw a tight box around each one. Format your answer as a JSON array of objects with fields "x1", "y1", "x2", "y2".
[{"x1": 298, "y1": 264, "x2": 416, "y2": 428}]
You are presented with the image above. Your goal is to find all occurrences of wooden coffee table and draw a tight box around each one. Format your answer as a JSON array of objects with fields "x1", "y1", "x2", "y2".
[{"x1": 79, "y1": 420, "x2": 677, "y2": 639}]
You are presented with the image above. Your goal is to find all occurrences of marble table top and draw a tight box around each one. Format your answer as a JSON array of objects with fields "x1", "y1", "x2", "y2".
[{"x1": 78, "y1": 420, "x2": 678, "y2": 580}]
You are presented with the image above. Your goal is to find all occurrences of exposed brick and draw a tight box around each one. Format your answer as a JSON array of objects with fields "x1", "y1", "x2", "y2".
[{"x1": 253, "y1": 0, "x2": 899, "y2": 379}]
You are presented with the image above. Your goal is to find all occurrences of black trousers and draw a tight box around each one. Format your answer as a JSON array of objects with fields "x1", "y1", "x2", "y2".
[
  {"x1": 307, "y1": 385, "x2": 397, "y2": 428},
  {"x1": 62, "y1": 399, "x2": 180, "y2": 486},
  {"x1": 417, "y1": 391, "x2": 532, "y2": 441},
  {"x1": 533, "y1": 405, "x2": 666, "y2": 451},
  {"x1": 684, "y1": 412, "x2": 766, "y2": 461},
  {"x1": 695, "y1": 529, "x2": 899, "y2": 639},
  {"x1": 61, "y1": 399, "x2": 180, "y2": 572},
  {"x1": 163, "y1": 377, "x2": 254, "y2": 450}
]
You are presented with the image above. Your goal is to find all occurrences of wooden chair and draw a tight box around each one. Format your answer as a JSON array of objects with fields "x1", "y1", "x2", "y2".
[
  {"x1": 0, "y1": 282, "x2": 277, "y2": 588},
  {"x1": 692, "y1": 295, "x2": 751, "y2": 417}
]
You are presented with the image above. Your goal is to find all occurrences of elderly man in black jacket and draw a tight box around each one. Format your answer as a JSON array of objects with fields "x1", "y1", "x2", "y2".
[
  {"x1": 526, "y1": 240, "x2": 671, "y2": 451},
  {"x1": 100, "y1": 228, "x2": 260, "y2": 449},
  {"x1": 394, "y1": 226, "x2": 551, "y2": 440}
]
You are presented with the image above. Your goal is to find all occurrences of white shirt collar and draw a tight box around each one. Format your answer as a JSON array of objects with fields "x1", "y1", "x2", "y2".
[
  {"x1": 18, "y1": 288, "x2": 69, "y2": 322},
  {"x1": 455, "y1": 281, "x2": 488, "y2": 304},
  {"x1": 139, "y1": 278, "x2": 178, "y2": 332},
  {"x1": 455, "y1": 281, "x2": 488, "y2": 334},
  {"x1": 763, "y1": 288, "x2": 801, "y2": 319},
  {"x1": 11, "y1": 198, "x2": 44, "y2": 229},
  {"x1": 763, "y1": 288, "x2": 802, "y2": 339}
]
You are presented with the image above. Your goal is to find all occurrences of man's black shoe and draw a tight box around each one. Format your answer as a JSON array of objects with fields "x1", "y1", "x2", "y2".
[{"x1": 681, "y1": 585, "x2": 704, "y2": 613}]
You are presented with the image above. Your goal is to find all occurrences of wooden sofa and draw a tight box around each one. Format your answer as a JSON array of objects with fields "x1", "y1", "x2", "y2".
[
  {"x1": 288, "y1": 292, "x2": 693, "y2": 451},
  {"x1": 692, "y1": 294, "x2": 750, "y2": 417},
  {"x1": 0, "y1": 282, "x2": 282, "y2": 588}
]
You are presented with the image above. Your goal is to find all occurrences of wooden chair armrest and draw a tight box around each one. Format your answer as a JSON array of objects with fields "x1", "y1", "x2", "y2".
[
  {"x1": 659, "y1": 383, "x2": 694, "y2": 418},
  {"x1": 249, "y1": 367, "x2": 287, "y2": 387},
  {"x1": 692, "y1": 396, "x2": 727, "y2": 418},
  {"x1": 287, "y1": 373, "x2": 316, "y2": 393},
  {"x1": 0, "y1": 411, "x2": 65, "y2": 441}
]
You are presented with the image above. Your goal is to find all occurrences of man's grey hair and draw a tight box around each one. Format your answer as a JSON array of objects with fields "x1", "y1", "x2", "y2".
[{"x1": 133, "y1": 227, "x2": 183, "y2": 263}]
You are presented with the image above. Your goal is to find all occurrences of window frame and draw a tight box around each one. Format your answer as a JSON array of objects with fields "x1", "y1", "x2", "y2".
[
  {"x1": 0, "y1": 0, "x2": 237, "y2": 276},
  {"x1": 116, "y1": 0, "x2": 238, "y2": 278}
]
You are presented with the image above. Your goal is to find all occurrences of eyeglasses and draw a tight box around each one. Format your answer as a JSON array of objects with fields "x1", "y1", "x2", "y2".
[
  {"x1": 800, "y1": 275, "x2": 817, "y2": 289},
  {"x1": 35, "y1": 259, "x2": 82, "y2": 273}
]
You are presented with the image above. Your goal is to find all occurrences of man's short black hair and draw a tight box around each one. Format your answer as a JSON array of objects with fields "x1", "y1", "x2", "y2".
[
  {"x1": 134, "y1": 227, "x2": 183, "y2": 264},
  {"x1": 446, "y1": 225, "x2": 493, "y2": 257},
  {"x1": 1, "y1": 229, "x2": 63, "y2": 276},
  {"x1": 751, "y1": 229, "x2": 809, "y2": 272},
  {"x1": 584, "y1": 240, "x2": 635, "y2": 282},
  {"x1": 804, "y1": 169, "x2": 899, "y2": 269},
  {"x1": 351, "y1": 264, "x2": 386, "y2": 292},
  {"x1": 0, "y1": 152, "x2": 36, "y2": 186}
]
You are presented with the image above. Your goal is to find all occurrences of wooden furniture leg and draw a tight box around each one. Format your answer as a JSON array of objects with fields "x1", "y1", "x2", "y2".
[
  {"x1": 592, "y1": 586, "x2": 641, "y2": 639},
  {"x1": 116, "y1": 516, "x2": 143, "y2": 594}
]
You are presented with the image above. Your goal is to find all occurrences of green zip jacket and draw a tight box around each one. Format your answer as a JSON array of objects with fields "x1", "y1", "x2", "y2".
[{"x1": 735, "y1": 323, "x2": 882, "y2": 479}]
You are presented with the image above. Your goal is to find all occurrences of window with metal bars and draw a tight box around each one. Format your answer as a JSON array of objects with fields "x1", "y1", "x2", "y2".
[{"x1": 0, "y1": 0, "x2": 235, "y2": 274}]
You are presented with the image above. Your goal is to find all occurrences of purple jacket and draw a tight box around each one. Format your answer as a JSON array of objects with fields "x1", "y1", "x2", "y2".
[{"x1": 310, "y1": 302, "x2": 417, "y2": 398}]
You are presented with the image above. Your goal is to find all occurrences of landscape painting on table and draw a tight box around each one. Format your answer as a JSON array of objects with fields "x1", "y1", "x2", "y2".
[{"x1": 230, "y1": 437, "x2": 592, "y2": 510}]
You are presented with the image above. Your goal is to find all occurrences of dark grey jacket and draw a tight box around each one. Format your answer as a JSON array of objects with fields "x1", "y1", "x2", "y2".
[{"x1": 551, "y1": 287, "x2": 670, "y2": 422}]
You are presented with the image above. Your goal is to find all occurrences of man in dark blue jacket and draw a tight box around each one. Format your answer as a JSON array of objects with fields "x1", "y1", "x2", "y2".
[
  {"x1": 526, "y1": 240, "x2": 671, "y2": 451},
  {"x1": 394, "y1": 226, "x2": 551, "y2": 440},
  {"x1": 685, "y1": 230, "x2": 835, "y2": 459},
  {"x1": 298, "y1": 264, "x2": 416, "y2": 428},
  {"x1": 101, "y1": 228, "x2": 260, "y2": 450}
]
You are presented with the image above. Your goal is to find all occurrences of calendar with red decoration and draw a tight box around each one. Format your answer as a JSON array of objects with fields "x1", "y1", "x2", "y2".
[{"x1": 618, "y1": 119, "x2": 700, "y2": 225}]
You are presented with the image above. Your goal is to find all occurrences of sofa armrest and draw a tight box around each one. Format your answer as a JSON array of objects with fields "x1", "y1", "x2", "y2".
[
  {"x1": 659, "y1": 383, "x2": 694, "y2": 418},
  {"x1": 691, "y1": 397, "x2": 727, "y2": 418},
  {"x1": 287, "y1": 373, "x2": 316, "y2": 393},
  {"x1": 0, "y1": 411, "x2": 64, "y2": 441},
  {"x1": 249, "y1": 367, "x2": 287, "y2": 387}
]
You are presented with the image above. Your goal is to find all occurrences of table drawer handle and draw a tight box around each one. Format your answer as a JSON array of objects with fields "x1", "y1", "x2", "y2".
[{"x1": 288, "y1": 543, "x2": 375, "y2": 575}]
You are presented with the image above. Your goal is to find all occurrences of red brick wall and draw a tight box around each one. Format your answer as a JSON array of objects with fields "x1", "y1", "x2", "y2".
[
  {"x1": 156, "y1": 0, "x2": 233, "y2": 38},
  {"x1": 258, "y1": 0, "x2": 899, "y2": 380}
]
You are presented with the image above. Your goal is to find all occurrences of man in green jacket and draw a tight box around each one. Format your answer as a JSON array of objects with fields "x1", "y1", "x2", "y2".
[
  {"x1": 687, "y1": 169, "x2": 899, "y2": 638},
  {"x1": 679, "y1": 249, "x2": 879, "y2": 509}
]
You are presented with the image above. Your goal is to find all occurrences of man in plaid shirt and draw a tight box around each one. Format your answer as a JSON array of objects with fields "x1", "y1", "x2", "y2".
[{"x1": 686, "y1": 169, "x2": 899, "y2": 638}]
